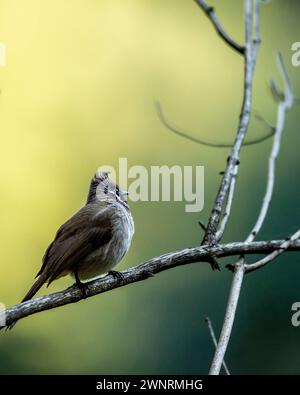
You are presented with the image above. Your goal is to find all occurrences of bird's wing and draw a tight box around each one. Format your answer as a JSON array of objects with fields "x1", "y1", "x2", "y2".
[{"x1": 37, "y1": 203, "x2": 114, "y2": 285}]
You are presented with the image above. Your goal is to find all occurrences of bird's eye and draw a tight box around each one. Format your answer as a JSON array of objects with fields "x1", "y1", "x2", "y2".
[{"x1": 116, "y1": 186, "x2": 120, "y2": 196}]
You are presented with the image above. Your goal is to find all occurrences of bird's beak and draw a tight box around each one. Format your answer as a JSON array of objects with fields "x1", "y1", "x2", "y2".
[{"x1": 122, "y1": 191, "x2": 129, "y2": 197}]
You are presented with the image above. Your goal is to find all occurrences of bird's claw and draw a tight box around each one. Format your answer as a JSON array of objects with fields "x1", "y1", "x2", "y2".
[{"x1": 73, "y1": 281, "x2": 89, "y2": 299}]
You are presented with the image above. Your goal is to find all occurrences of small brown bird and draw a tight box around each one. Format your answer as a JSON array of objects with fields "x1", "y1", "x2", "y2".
[{"x1": 21, "y1": 171, "x2": 134, "y2": 302}]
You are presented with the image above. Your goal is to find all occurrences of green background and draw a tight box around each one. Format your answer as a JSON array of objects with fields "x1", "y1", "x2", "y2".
[{"x1": 0, "y1": 0, "x2": 299, "y2": 374}]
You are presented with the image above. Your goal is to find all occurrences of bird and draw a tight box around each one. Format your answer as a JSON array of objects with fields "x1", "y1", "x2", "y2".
[{"x1": 21, "y1": 170, "x2": 134, "y2": 303}]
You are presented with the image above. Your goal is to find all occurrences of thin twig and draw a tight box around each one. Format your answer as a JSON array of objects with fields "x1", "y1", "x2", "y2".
[
  {"x1": 205, "y1": 317, "x2": 230, "y2": 375},
  {"x1": 246, "y1": 54, "x2": 293, "y2": 243},
  {"x1": 208, "y1": 0, "x2": 261, "y2": 375},
  {"x1": 156, "y1": 101, "x2": 275, "y2": 148},
  {"x1": 194, "y1": 0, "x2": 245, "y2": 54},
  {"x1": 1, "y1": 239, "x2": 300, "y2": 329},
  {"x1": 254, "y1": 111, "x2": 275, "y2": 131},
  {"x1": 270, "y1": 79, "x2": 284, "y2": 103},
  {"x1": 245, "y1": 229, "x2": 300, "y2": 273},
  {"x1": 202, "y1": 0, "x2": 259, "y2": 246},
  {"x1": 198, "y1": 220, "x2": 207, "y2": 232},
  {"x1": 252, "y1": 0, "x2": 262, "y2": 57},
  {"x1": 208, "y1": 262, "x2": 245, "y2": 375},
  {"x1": 212, "y1": 0, "x2": 264, "y2": 244},
  {"x1": 209, "y1": 50, "x2": 294, "y2": 375},
  {"x1": 215, "y1": 166, "x2": 238, "y2": 242}
]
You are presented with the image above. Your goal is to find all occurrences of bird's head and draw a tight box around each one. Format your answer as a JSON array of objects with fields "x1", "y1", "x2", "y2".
[{"x1": 87, "y1": 171, "x2": 129, "y2": 207}]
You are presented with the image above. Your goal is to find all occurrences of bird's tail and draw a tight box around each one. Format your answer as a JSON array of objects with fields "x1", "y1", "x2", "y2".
[
  {"x1": 21, "y1": 272, "x2": 49, "y2": 303},
  {"x1": 5, "y1": 272, "x2": 49, "y2": 330}
]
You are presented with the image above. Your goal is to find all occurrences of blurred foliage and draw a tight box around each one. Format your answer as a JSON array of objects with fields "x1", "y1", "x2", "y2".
[{"x1": 0, "y1": 0, "x2": 299, "y2": 374}]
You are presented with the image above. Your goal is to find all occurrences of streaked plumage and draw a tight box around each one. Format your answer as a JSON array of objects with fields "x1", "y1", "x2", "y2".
[{"x1": 21, "y1": 171, "x2": 134, "y2": 302}]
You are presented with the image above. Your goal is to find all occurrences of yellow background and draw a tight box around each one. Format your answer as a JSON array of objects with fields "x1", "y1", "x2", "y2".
[{"x1": 0, "y1": 0, "x2": 299, "y2": 374}]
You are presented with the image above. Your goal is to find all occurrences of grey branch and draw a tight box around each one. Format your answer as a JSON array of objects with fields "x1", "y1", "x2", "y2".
[
  {"x1": 215, "y1": 166, "x2": 237, "y2": 242},
  {"x1": 208, "y1": 262, "x2": 245, "y2": 375},
  {"x1": 246, "y1": 53, "x2": 293, "y2": 242},
  {"x1": 194, "y1": 0, "x2": 245, "y2": 54},
  {"x1": 254, "y1": 111, "x2": 275, "y2": 131},
  {"x1": 202, "y1": 0, "x2": 259, "y2": 246},
  {"x1": 156, "y1": 0, "x2": 273, "y2": 152},
  {"x1": 156, "y1": 101, "x2": 275, "y2": 148},
  {"x1": 208, "y1": 0, "x2": 262, "y2": 375},
  {"x1": 245, "y1": 229, "x2": 300, "y2": 273},
  {"x1": 205, "y1": 317, "x2": 230, "y2": 375},
  {"x1": 1, "y1": 239, "x2": 300, "y2": 329},
  {"x1": 209, "y1": 17, "x2": 294, "y2": 375},
  {"x1": 225, "y1": 54, "x2": 293, "y2": 274}
]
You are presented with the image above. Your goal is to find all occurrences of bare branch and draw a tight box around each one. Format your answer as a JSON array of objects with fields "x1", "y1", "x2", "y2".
[
  {"x1": 215, "y1": 166, "x2": 237, "y2": 242},
  {"x1": 156, "y1": 101, "x2": 275, "y2": 148},
  {"x1": 245, "y1": 229, "x2": 300, "y2": 273},
  {"x1": 205, "y1": 317, "x2": 230, "y2": 375},
  {"x1": 209, "y1": 48, "x2": 294, "y2": 375},
  {"x1": 198, "y1": 220, "x2": 207, "y2": 232},
  {"x1": 213, "y1": 0, "x2": 266, "y2": 245},
  {"x1": 202, "y1": 0, "x2": 259, "y2": 246},
  {"x1": 1, "y1": 239, "x2": 300, "y2": 329},
  {"x1": 208, "y1": 0, "x2": 262, "y2": 375},
  {"x1": 156, "y1": 101, "x2": 233, "y2": 148},
  {"x1": 252, "y1": 0, "x2": 262, "y2": 55},
  {"x1": 277, "y1": 52, "x2": 293, "y2": 101},
  {"x1": 270, "y1": 79, "x2": 284, "y2": 103},
  {"x1": 194, "y1": 0, "x2": 245, "y2": 54},
  {"x1": 246, "y1": 53, "x2": 293, "y2": 243},
  {"x1": 254, "y1": 111, "x2": 275, "y2": 131},
  {"x1": 209, "y1": 262, "x2": 245, "y2": 375}
]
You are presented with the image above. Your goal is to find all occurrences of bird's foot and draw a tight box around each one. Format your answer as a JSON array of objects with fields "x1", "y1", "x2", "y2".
[
  {"x1": 76, "y1": 282, "x2": 89, "y2": 299},
  {"x1": 108, "y1": 270, "x2": 125, "y2": 285},
  {"x1": 74, "y1": 272, "x2": 89, "y2": 299}
]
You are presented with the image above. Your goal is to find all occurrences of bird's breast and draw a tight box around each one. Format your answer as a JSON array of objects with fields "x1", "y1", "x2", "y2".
[{"x1": 77, "y1": 203, "x2": 134, "y2": 280}]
